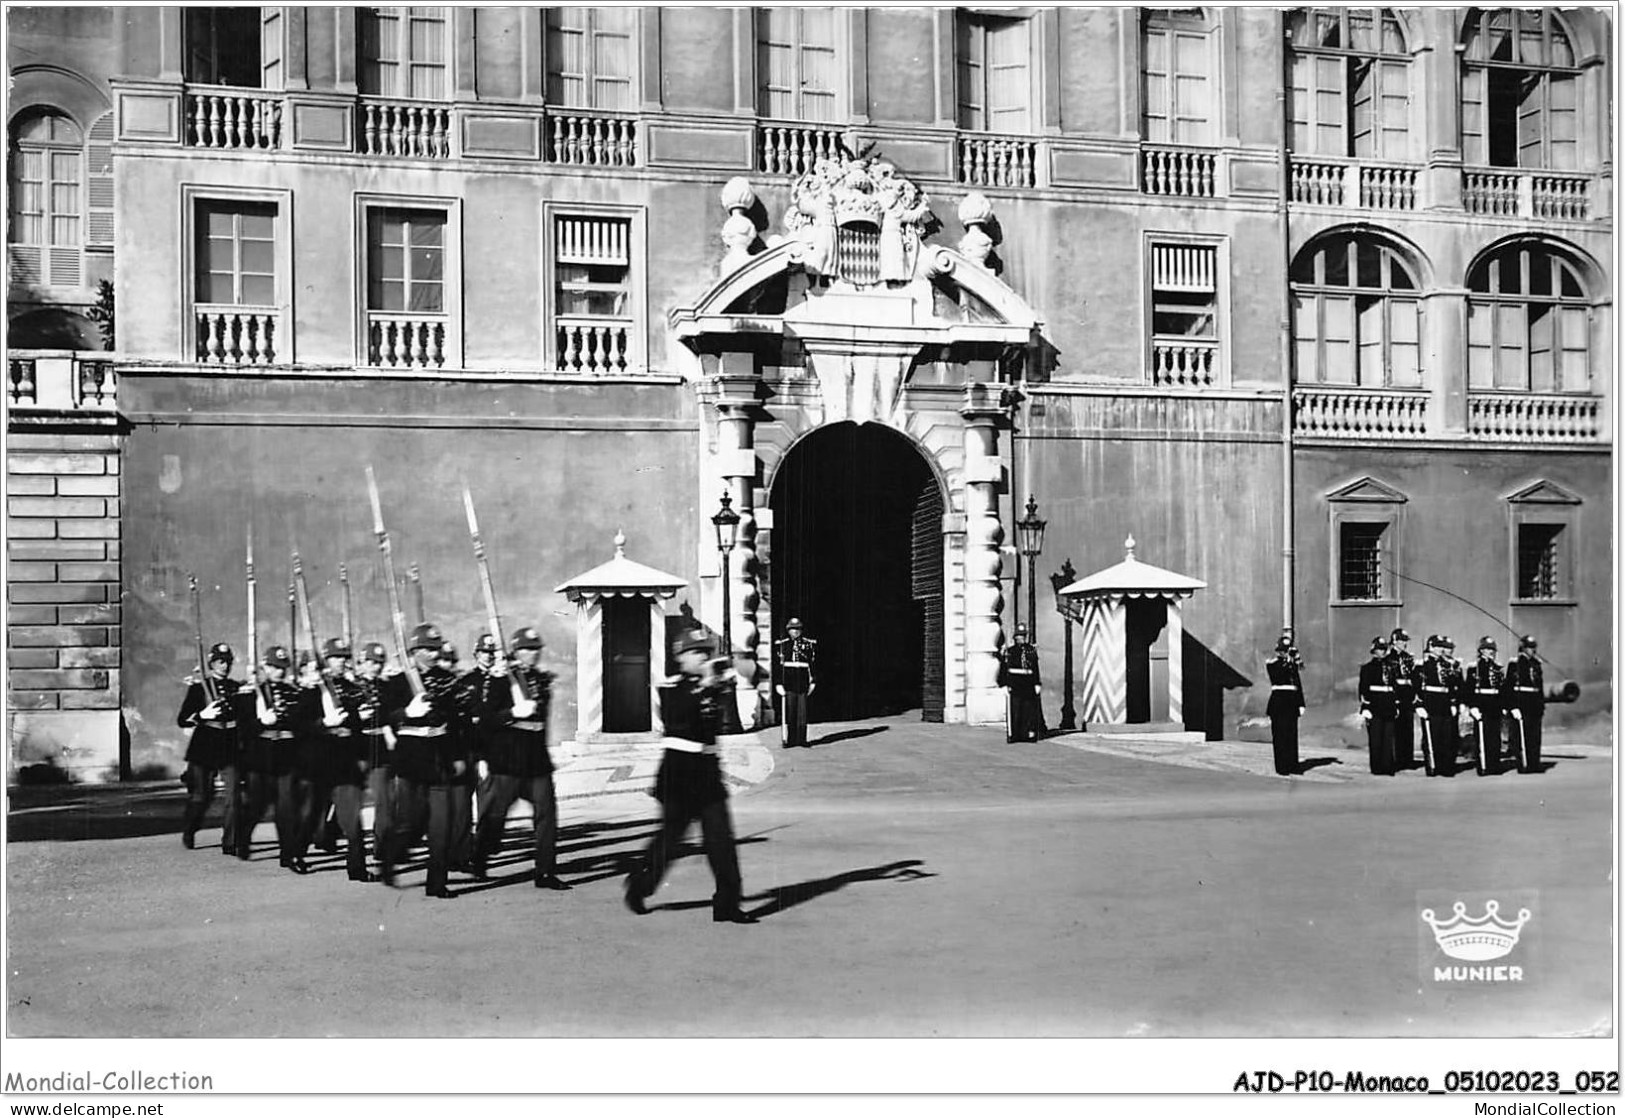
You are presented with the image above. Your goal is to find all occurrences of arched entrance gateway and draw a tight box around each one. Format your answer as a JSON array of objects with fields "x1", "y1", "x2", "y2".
[{"x1": 670, "y1": 156, "x2": 1044, "y2": 728}]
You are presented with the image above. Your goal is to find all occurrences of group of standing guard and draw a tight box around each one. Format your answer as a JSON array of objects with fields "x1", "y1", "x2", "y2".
[{"x1": 178, "y1": 622, "x2": 567, "y2": 900}]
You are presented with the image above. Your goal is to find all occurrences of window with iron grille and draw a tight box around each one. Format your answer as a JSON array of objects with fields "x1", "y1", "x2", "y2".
[
  {"x1": 1338, "y1": 521, "x2": 1387, "y2": 601},
  {"x1": 1515, "y1": 523, "x2": 1563, "y2": 600}
]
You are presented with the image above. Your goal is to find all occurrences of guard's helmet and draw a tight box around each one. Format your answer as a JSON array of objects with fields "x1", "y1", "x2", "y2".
[
  {"x1": 1390, "y1": 627, "x2": 1411, "y2": 644},
  {"x1": 359, "y1": 642, "x2": 388, "y2": 664},
  {"x1": 409, "y1": 623, "x2": 444, "y2": 652},
  {"x1": 1274, "y1": 636, "x2": 1292, "y2": 653},
  {"x1": 207, "y1": 642, "x2": 234, "y2": 664},
  {"x1": 511, "y1": 627, "x2": 544, "y2": 651},
  {"x1": 474, "y1": 633, "x2": 499, "y2": 655},
  {"x1": 263, "y1": 645, "x2": 292, "y2": 669},
  {"x1": 1478, "y1": 636, "x2": 1497, "y2": 653},
  {"x1": 672, "y1": 630, "x2": 712, "y2": 657},
  {"x1": 322, "y1": 637, "x2": 352, "y2": 659},
  {"x1": 1370, "y1": 636, "x2": 1389, "y2": 655},
  {"x1": 1519, "y1": 634, "x2": 1539, "y2": 652}
]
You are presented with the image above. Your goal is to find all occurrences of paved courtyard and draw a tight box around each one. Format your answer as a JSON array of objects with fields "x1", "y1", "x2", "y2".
[{"x1": 4, "y1": 718, "x2": 1612, "y2": 1038}]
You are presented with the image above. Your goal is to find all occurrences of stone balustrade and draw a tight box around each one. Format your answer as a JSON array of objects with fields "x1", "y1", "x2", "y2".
[
  {"x1": 7, "y1": 351, "x2": 118, "y2": 416},
  {"x1": 1142, "y1": 145, "x2": 1217, "y2": 198},
  {"x1": 185, "y1": 86, "x2": 283, "y2": 150},
  {"x1": 555, "y1": 315, "x2": 633, "y2": 374},
  {"x1": 366, "y1": 313, "x2": 448, "y2": 369},
  {"x1": 757, "y1": 122, "x2": 845, "y2": 176},
  {"x1": 1150, "y1": 338, "x2": 1219, "y2": 387},
  {"x1": 1289, "y1": 157, "x2": 1419, "y2": 210},
  {"x1": 1464, "y1": 168, "x2": 1592, "y2": 220},
  {"x1": 1293, "y1": 386, "x2": 1430, "y2": 439},
  {"x1": 195, "y1": 305, "x2": 280, "y2": 365},
  {"x1": 546, "y1": 111, "x2": 637, "y2": 167},
  {"x1": 360, "y1": 98, "x2": 452, "y2": 159},
  {"x1": 958, "y1": 134, "x2": 1037, "y2": 189},
  {"x1": 1467, "y1": 392, "x2": 1603, "y2": 443}
]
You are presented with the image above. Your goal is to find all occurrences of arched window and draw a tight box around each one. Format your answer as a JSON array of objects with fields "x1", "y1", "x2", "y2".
[
  {"x1": 8, "y1": 110, "x2": 83, "y2": 288},
  {"x1": 1287, "y1": 8, "x2": 1413, "y2": 160},
  {"x1": 1142, "y1": 9, "x2": 1217, "y2": 145},
  {"x1": 1461, "y1": 9, "x2": 1579, "y2": 169},
  {"x1": 1467, "y1": 242, "x2": 1590, "y2": 392},
  {"x1": 1291, "y1": 233, "x2": 1421, "y2": 387}
]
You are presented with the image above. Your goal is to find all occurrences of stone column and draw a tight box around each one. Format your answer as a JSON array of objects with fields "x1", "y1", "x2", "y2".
[
  {"x1": 715, "y1": 368, "x2": 763, "y2": 728},
  {"x1": 960, "y1": 384, "x2": 1009, "y2": 725},
  {"x1": 1426, "y1": 288, "x2": 1470, "y2": 434}
]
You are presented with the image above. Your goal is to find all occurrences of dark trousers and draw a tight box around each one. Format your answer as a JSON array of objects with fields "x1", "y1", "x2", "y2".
[
  {"x1": 330, "y1": 781, "x2": 370, "y2": 879},
  {"x1": 631, "y1": 797, "x2": 742, "y2": 909},
  {"x1": 276, "y1": 772, "x2": 322, "y2": 862},
  {"x1": 1510, "y1": 706, "x2": 1543, "y2": 772},
  {"x1": 473, "y1": 771, "x2": 559, "y2": 878},
  {"x1": 1366, "y1": 716, "x2": 1396, "y2": 775},
  {"x1": 182, "y1": 762, "x2": 225, "y2": 845},
  {"x1": 1469, "y1": 709, "x2": 1502, "y2": 775},
  {"x1": 782, "y1": 690, "x2": 808, "y2": 747},
  {"x1": 381, "y1": 777, "x2": 455, "y2": 895},
  {"x1": 1418, "y1": 702, "x2": 1456, "y2": 777},
  {"x1": 449, "y1": 779, "x2": 475, "y2": 869},
  {"x1": 1269, "y1": 713, "x2": 1298, "y2": 775},
  {"x1": 1393, "y1": 704, "x2": 1416, "y2": 769},
  {"x1": 367, "y1": 765, "x2": 397, "y2": 864},
  {"x1": 1006, "y1": 687, "x2": 1042, "y2": 743},
  {"x1": 237, "y1": 769, "x2": 278, "y2": 857}
]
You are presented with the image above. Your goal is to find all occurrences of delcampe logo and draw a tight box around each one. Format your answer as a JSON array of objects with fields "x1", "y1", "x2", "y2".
[{"x1": 1419, "y1": 894, "x2": 1535, "y2": 983}]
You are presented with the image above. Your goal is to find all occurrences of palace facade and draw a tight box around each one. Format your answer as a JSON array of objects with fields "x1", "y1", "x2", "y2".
[{"x1": 6, "y1": 6, "x2": 1613, "y2": 778}]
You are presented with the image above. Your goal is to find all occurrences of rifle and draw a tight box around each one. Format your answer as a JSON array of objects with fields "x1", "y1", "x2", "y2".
[
  {"x1": 188, "y1": 572, "x2": 219, "y2": 705},
  {"x1": 292, "y1": 548, "x2": 343, "y2": 722},
  {"x1": 462, "y1": 487, "x2": 534, "y2": 705},
  {"x1": 409, "y1": 563, "x2": 425, "y2": 626},
  {"x1": 246, "y1": 525, "x2": 273, "y2": 733},
  {"x1": 339, "y1": 563, "x2": 354, "y2": 657},
  {"x1": 365, "y1": 465, "x2": 424, "y2": 697},
  {"x1": 287, "y1": 578, "x2": 298, "y2": 657}
]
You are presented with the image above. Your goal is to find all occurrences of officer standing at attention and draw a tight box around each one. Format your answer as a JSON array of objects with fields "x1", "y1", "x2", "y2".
[
  {"x1": 998, "y1": 622, "x2": 1044, "y2": 743},
  {"x1": 1264, "y1": 635, "x2": 1304, "y2": 776},
  {"x1": 1388, "y1": 628, "x2": 1417, "y2": 771},
  {"x1": 624, "y1": 631, "x2": 756, "y2": 924},
  {"x1": 1413, "y1": 635, "x2": 1458, "y2": 778},
  {"x1": 381, "y1": 623, "x2": 467, "y2": 899},
  {"x1": 471, "y1": 627, "x2": 568, "y2": 889},
  {"x1": 177, "y1": 643, "x2": 244, "y2": 852},
  {"x1": 773, "y1": 618, "x2": 817, "y2": 748},
  {"x1": 1506, "y1": 634, "x2": 1545, "y2": 774},
  {"x1": 1358, "y1": 635, "x2": 1397, "y2": 775},
  {"x1": 1461, "y1": 636, "x2": 1506, "y2": 777}
]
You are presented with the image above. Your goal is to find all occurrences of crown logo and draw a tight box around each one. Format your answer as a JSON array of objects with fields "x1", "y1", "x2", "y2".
[{"x1": 1421, "y1": 900, "x2": 1531, "y2": 961}]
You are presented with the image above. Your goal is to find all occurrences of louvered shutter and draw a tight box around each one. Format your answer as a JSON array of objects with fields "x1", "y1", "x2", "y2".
[{"x1": 86, "y1": 113, "x2": 114, "y2": 248}]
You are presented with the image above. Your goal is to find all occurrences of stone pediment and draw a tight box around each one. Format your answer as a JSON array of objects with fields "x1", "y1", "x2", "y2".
[
  {"x1": 1505, "y1": 478, "x2": 1582, "y2": 505},
  {"x1": 1326, "y1": 475, "x2": 1408, "y2": 503}
]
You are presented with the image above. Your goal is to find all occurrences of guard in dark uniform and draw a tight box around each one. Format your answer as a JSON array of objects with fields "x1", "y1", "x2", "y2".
[
  {"x1": 1461, "y1": 636, "x2": 1506, "y2": 776},
  {"x1": 773, "y1": 618, "x2": 817, "y2": 748},
  {"x1": 1358, "y1": 635, "x2": 1397, "y2": 775},
  {"x1": 241, "y1": 646, "x2": 306, "y2": 861},
  {"x1": 1413, "y1": 635, "x2": 1457, "y2": 778},
  {"x1": 354, "y1": 642, "x2": 396, "y2": 877},
  {"x1": 471, "y1": 627, "x2": 568, "y2": 889},
  {"x1": 1388, "y1": 628, "x2": 1417, "y2": 771},
  {"x1": 1506, "y1": 634, "x2": 1545, "y2": 774},
  {"x1": 624, "y1": 631, "x2": 755, "y2": 924},
  {"x1": 277, "y1": 652, "x2": 328, "y2": 874},
  {"x1": 998, "y1": 623, "x2": 1043, "y2": 743},
  {"x1": 177, "y1": 642, "x2": 244, "y2": 852},
  {"x1": 380, "y1": 623, "x2": 468, "y2": 899},
  {"x1": 438, "y1": 640, "x2": 477, "y2": 875},
  {"x1": 1264, "y1": 636, "x2": 1304, "y2": 776},
  {"x1": 313, "y1": 638, "x2": 373, "y2": 881}
]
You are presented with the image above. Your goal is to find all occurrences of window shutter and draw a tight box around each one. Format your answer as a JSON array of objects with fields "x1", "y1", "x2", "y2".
[
  {"x1": 1558, "y1": 307, "x2": 1589, "y2": 392},
  {"x1": 1461, "y1": 67, "x2": 1486, "y2": 164},
  {"x1": 49, "y1": 245, "x2": 80, "y2": 287},
  {"x1": 1517, "y1": 75, "x2": 1546, "y2": 168},
  {"x1": 1466, "y1": 301, "x2": 1494, "y2": 388},
  {"x1": 261, "y1": 8, "x2": 284, "y2": 91},
  {"x1": 1547, "y1": 73, "x2": 1577, "y2": 170},
  {"x1": 555, "y1": 216, "x2": 629, "y2": 265},
  {"x1": 956, "y1": 15, "x2": 984, "y2": 130},
  {"x1": 985, "y1": 18, "x2": 1031, "y2": 133},
  {"x1": 1388, "y1": 299, "x2": 1421, "y2": 387},
  {"x1": 86, "y1": 113, "x2": 115, "y2": 248},
  {"x1": 1376, "y1": 59, "x2": 1410, "y2": 160},
  {"x1": 9, "y1": 244, "x2": 42, "y2": 285}
]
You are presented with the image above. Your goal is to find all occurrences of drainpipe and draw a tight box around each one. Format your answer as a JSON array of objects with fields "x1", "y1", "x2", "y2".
[{"x1": 1277, "y1": 11, "x2": 1296, "y2": 635}]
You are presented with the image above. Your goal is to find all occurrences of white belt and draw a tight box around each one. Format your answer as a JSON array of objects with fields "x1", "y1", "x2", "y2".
[
  {"x1": 1366, "y1": 685, "x2": 1392, "y2": 692},
  {"x1": 663, "y1": 738, "x2": 719, "y2": 756},
  {"x1": 1514, "y1": 686, "x2": 1539, "y2": 692},
  {"x1": 362, "y1": 726, "x2": 387, "y2": 736},
  {"x1": 1007, "y1": 668, "x2": 1034, "y2": 675},
  {"x1": 1270, "y1": 685, "x2": 1297, "y2": 691},
  {"x1": 1475, "y1": 689, "x2": 1500, "y2": 695},
  {"x1": 325, "y1": 727, "x2": 353, "y2": 738},
  {"x1": 259, "y1": 730, "x2": 294, "y2": 741},
  {"x1": 509, "y1": 720, "x2": 545, "y2": 732},
  {"x1": 1423, "y1": 686, "x2": 1451, "y2": 693},
  {"x1": 398, "y1": 725, "x2": 448, "y2": 738},
  {"x1": 783, "y1": 661, "x2": 810, "y2": 668}
]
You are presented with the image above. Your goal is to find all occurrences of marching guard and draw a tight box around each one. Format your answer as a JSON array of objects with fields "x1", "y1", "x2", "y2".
[
  {"x1": 1358, "y1": 635, "x2": 1397, "y2": 775},
  {"x1": 1264, "y1": 636, "x2": 1304, "y2": 776},
  {"x1": 471, "y1": 628, "x2": 568, "y2": 889},
  {"x1": 1388, "y1": 628, "x2": 1417, "y2": 771},
  {"x1": 624, "y1": 631, "x2": 756, "y2": 924},
  {"x1": 177, "y1": 642, "x2": 244, "y2": 852},
  {"x1": 773, "y1": 618, "x2": 817, "y2": 749},
  {"x1": 242, "y1": 646, "x2": 306, "y2": 861},
  {"x1": 354, "y1": 642, "x2": 396, "y2": 874},
  {"x1": 1506, "y1": 634, "x2": 1545, "y2": 774},
  {"x1": 1461, "y1": 637, "x2": 1506, "y2": 776},
  {"x1": 998, "y1": 622, "x2": 1044, "y2": 743},
  {"x1": 1413, "y1": 636, "x2": 1458, "y2": 778},
  {"x1": 315, "y1": 638, "x2": 374, "y2": 881}
]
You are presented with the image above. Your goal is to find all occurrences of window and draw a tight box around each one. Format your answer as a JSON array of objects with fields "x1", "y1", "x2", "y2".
[
  {"x1": 1467, "y1": 242, "x2": 1591, "y2": 392},
  {"x1": 368, "y1": 209, "x2": 444, "y2": 313},
  {"x1": 186, "y1": 8, "x2": 282, "y2": 88},
  {"x1": 360, "y1": 7, "x2": 450, "y2": 100},
  {"x1": 1506, "y1": 480, "x2": 1579, "y2": 604},
  {"x1": 957, "y1": 12, "x2": 1033, "y2": 132},
  {"x1": 1462, "y1": 9, "x2": 1579, "y2": 169},
  {"x1": 1291, "y1": 234, "x2": 1421, "y2": 387},
  {"x1": 758, "y1": 8, "x2": 840, "y2": 122},
  {"x1": 7, "y1": 111, "x2": 82, "y2": 287},
  {"x1": 1147, "y1": 239, "x2": 1224, "y2": 385},
  {"x1": 1287, "y1": 8, "x2": 1412, "y2": 159},
  {"x1": 357, "y1": 197, "x2": 459, "y2": 369},
  {"x1": 1142, "y1": 9, "x2": 1216, "y2": 144},
  {"x1": 545, "y1": 206, "x2": 644, "y2": 375},
  {"x1": 1338, "y1": 521, "x2": 1387, "y2": 601},
  {"x1": 197, "y1": 202, "x2": 276, "y2": 307},
  {"x1": 1516, "y1": 523, "x2": 1563, "y2": 599},
  {"x1": 186, "y1": 189, "x2": 289, "y2": 365},
  {"x1": 546, "y1": 7, "x2": 636, "y2": 110}
]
